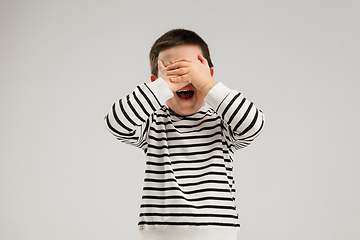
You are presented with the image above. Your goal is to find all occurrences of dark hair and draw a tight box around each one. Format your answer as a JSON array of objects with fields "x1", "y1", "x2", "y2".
[{"x1": 149, "y1": 28, "x2": 213, "y2": 77}]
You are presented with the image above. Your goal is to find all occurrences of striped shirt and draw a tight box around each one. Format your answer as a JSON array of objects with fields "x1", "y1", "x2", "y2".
[{"x1": 105, "y1": 78, "x2": 265, "y2": 240}]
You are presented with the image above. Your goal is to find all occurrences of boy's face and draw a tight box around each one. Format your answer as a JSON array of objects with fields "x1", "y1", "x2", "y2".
[{"x1": 152, "y1": 45, "x2": 213, "y2": 116}]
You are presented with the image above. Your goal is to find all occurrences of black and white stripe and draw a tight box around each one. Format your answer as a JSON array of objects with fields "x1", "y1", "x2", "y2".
[{"x1": 105, "y1": 81, "x2": 264, "y2": 230}]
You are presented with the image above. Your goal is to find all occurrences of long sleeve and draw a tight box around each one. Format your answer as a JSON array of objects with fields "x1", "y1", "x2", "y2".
[
  {"x1": 205, "y1": 82, "x2": 265, "y2": 151},
  {"x1": 105, "y1": 78, "x2": 173, "y2": 149}
]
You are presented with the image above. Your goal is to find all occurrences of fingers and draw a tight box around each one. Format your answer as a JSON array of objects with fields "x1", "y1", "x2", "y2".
[
  {"x1": 166, "y1": 61, "x2": 189, "y2": 77},
  {"x1": 166, "y1": 67, "x2": 188, "y2": 76},
  {"x1": 158, "y1": 60, "x2": 169, "y2": 78},
  {"x1": 164, "y1": 56, "x2": 208, "y2": 84},
  {"x1": 198, "y1": 55, "x2": 208, "y2": 65},
  {"x1": 170, "y1": 74, "x2": 191, "y2": 83},
  {"x1": 158, "y1": 60, "x2": 166, "y2": 70},
  {"x1": 166, "y1": 61, "x2": 189, "y2": 71}
]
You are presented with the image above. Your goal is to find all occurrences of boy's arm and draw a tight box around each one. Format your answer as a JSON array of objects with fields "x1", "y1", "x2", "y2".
[
  {"x1": 167, "y1": 56, "x2": 264, "y2": 150},
  {"x1": 205, "y1": 82, "x2": 265, "y2": 150},
  {"x1": 105, "y1": 60, "x2": 188, "y2": 148},
  {"x1": 104, "y1": 78, "x2": 173, "y2": 148}
]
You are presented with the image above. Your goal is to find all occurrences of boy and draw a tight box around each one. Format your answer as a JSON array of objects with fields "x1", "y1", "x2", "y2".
[{"x1": 105, "y1": 29, "x2": 265, "y2": 240}]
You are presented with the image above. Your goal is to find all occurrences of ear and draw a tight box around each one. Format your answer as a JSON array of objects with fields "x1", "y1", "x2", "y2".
[
  {"x1": 150, "y1": 75, "x2": 158, "y2": 82},
  {"x1": 210, "y1": 67, "x2": 214, "y2": 77}
]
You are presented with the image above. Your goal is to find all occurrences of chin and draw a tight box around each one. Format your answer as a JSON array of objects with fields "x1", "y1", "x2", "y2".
[
  {"x1": 166, "y1": 90, "x2": 205, "y2": 116},
  {"x1": 169, "y1": 103, "x2": 205, "y2": 116},
  {"x1": 177, "y1": 108, "x2": 198, "y2": 116}
]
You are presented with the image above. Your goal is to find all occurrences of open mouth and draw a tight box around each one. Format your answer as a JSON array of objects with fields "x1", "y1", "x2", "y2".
[{"x1": 176, "y1": 89, "x2": 194, "y2": 99}]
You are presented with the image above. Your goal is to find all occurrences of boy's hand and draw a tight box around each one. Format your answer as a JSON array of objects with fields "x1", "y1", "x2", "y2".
[
  {"x1": 157, "y1": 60, "x2": 189, "y2": 93},
  {"x1": 166, "y1": 55, "x2": 217, "y2": 96}
]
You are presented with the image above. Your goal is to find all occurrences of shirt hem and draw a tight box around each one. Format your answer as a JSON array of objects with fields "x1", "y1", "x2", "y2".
[{"x1": 139, "y1": 225, "x2": 240, "y2": 240}]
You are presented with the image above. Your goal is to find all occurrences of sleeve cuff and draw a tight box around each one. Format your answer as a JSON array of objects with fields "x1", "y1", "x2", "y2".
[
  {"x1": 147, "y1": 78, "x2": 174, "y2": 105},
  {"x1": 204, "y1": 82, "x2": 232, "y2": 111}
]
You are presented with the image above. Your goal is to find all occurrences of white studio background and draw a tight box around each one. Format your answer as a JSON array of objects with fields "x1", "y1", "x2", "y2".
[{"x1": 1, "y1": 0, "x2": 359, "y2": 239}]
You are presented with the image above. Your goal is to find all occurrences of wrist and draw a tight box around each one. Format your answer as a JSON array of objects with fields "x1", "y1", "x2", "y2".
[
  {"x1": 200, "y1": 78, "x2": 218, "y2": 96},
  {"x1": 149, "y1": 77, "x2": 174, "y2": 103},
  {"x1": 204, "y1": 82, "x2": 233, "y2": 110}
]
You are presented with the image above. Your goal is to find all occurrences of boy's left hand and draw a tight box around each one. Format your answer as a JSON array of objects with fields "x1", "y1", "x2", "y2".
[{"x1": 166, "y1": 55, "x2": 217, "y2": 96}]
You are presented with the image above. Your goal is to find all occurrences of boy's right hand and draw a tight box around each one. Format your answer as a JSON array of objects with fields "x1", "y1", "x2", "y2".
[{"x1": 158, "y1": 60, "x2": 189, "y2": 93}]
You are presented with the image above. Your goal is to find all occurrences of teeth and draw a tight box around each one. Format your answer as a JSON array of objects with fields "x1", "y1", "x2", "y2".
[{"x1": 177, "y1": 89, "x2": 192, "y2": 92}]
